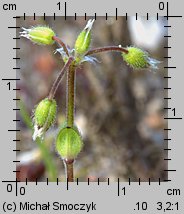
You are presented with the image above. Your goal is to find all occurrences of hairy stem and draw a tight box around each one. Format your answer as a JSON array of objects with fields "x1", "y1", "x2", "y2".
[
  {"x1": 48, "y1": 57, "x2": 74, "y2": 100},
  {"x1": 85, "y1": 46, "x2": 128, "y2": 56},
  {"x1": 64, "y1": 159, "x2": 74, "y2": 182},
  {"x1": 64, "y1": 61, "x2": 76, "y2": 182},
  {"x1": 52, "y1": 36, "x2": 69, "y2": 57},
  {"x1": 66, "y1": 62, "x2": 76, "y2": 128}
]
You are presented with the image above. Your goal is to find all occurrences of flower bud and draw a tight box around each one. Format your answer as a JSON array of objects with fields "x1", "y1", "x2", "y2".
[
  {"x1": 20, "y1": 26, "x2": 55, "y2": 45},
  {"x1": 122, "y1": 47, "x2": 160, "y2": 70},
  {"x1": 33, "y1": 98, "x2": 57, "y2": 140},
  {"x1": 56, "y1": 126, "x2": 83, "y2": 160},
  {"x1": 74, "y1": 19, "x2": 94, "y2": 56}
]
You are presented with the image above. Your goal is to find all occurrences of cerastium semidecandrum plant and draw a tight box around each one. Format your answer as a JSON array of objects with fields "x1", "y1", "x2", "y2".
[{"x1": 20, "y1": 19, "x2": 160, "y2": 182}]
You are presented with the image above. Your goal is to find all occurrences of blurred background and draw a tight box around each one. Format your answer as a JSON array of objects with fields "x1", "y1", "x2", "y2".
[{"x1": 16, "y1": 16, "x2": 168, "y2": 182}]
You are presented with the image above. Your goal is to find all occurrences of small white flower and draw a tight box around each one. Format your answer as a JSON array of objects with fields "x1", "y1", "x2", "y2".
[
  {"x1": 84, "y1": 19, "x2": 95, "y2": 32},
  {"x1": 81, "y1": 55, "x2": 99, "y2": 64},
  {"x1": 55, "y1": 47, "x2": 74, "y2": 60},
  {"x1": 20, "y1": 27, "x2": 31, "y2": 39},
  {"x1": 32, "y1": 125, "x2": 44, "y2": 141},
  {"x1": 147, "y1": 57, "x2": 161, "y2": 70}
]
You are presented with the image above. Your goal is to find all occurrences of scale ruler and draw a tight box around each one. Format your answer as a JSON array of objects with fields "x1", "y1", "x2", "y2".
[{"x1": 0, "y1": 0, "x2": 184, "y2": 213}]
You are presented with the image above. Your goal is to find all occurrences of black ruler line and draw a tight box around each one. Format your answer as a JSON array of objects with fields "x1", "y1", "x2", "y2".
[
  {"x1": 67, "y1": 178, "x2": 69, "y2": 190},
  {"x1": 2, "y1": 78, "x2": 20, "y2": 80},
  {"x1": 166, "y1": 2, "x2": 169, "y2": 20},
  {"x1": 164, "y1": 117, "x2": 182, "y2": 120},
  {"x1": 118, "y1": 178, "x2": 120, "y2": 196},
  {"x1": 65, "y1": 1, "x2": 66, "y2": 20},
  {"x1": 8, "y1": 27, "x2": 20, "y2": 29},
  {"x1": 15, "y1": 178, "x2": 18, "y2": 197}
]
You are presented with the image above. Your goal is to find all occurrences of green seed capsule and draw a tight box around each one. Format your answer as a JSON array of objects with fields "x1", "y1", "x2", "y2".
[
  {"x1": 20, "y1": 26, "x2": 55, "y2": 45},
  {"x1": 33, "y1": 98, "x2": 57, "y2": 140},
  {"x1": 122, "y1": 46, "x2": 160, "y2": 70},
  {"x1": 56, "y1": 127, "x2": 83, "y2": 160},
  {"x1": 74, "y1": 19, "x2": 94, "y2": 56}
]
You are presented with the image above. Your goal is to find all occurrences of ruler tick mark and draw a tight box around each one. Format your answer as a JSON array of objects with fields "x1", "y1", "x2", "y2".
[
  {"x1": 8, "y1": 27, "x2": 20, "y2": 29},
  {"x1": 166, "y1": 2, "x2": 169, "y2": 20},
  {"x1": 164, "y1": 117, "x2": 182, "y2": 120},
  {"x1": 67, "y1": 178, "x2": 69, "y2": 190},
  {"x1": 164, "y1": 66, "x2": 176, "y2": 69},
  {"x1": 138, "y1": 178, "x2": 140, "y2": 185},
  {"x1": 65, "y1": 2, "x2": 66, "y2": 20},
  {"x1": 107, "y1": 178, "x2": 109, "y2": 185},
  {"x1": 164, "y1": 15, "x2": 182, "y2": 18},
  {"x1": 15, "y1": 178, "x2": 18, "y2": 196},
  {"x1": 118, "y1": 178, "x2": 120, "y2": 196},
  {"x1": 2, "y1": 78, "x2": 20, "y2": 81}
]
